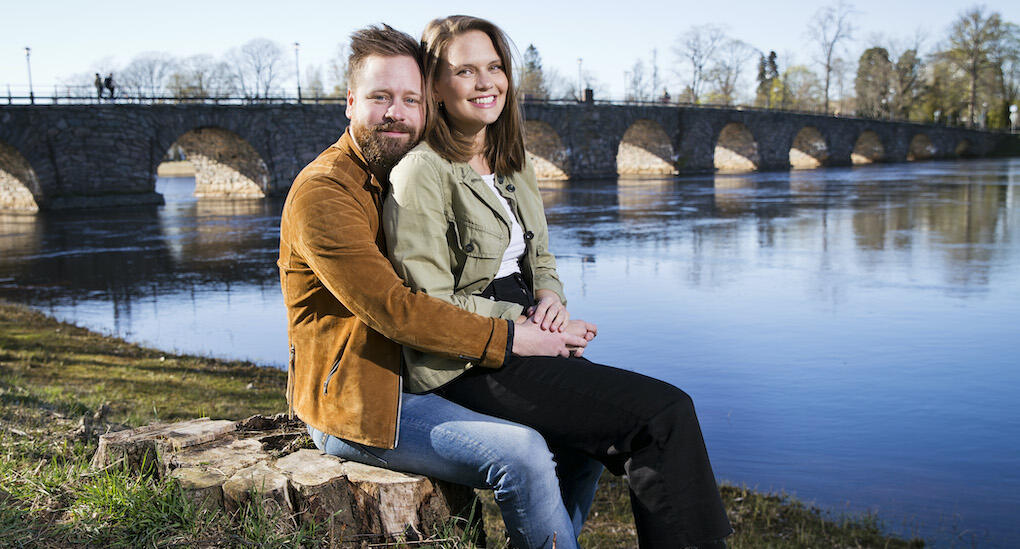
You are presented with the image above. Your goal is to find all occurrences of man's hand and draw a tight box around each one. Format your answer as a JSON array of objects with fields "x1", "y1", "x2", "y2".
[
  {"x1": 528, "y1": 289, "x2": 569, "y2": 332},
  {"x1": 512, "y1": 317, "x2": 587, "y2": 357}
]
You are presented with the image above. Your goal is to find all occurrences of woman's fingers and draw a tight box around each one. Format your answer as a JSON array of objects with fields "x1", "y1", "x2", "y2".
[
  {"x1": 550, "y1": 307, "x2": 569, "y2": 331},
  {"x1": 530, "y1": 299, "x2": 552, "y2": 328}
]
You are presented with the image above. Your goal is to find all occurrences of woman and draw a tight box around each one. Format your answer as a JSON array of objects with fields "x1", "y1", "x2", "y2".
[{"x1": 385, "y1": 15, "x2": 732, "y2": 548}]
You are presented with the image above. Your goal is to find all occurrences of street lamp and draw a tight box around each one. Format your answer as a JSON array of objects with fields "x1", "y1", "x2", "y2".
[
  {"x1": 294, "y1": 42, "x2": 302, "y2": 103},
  {"x1": 576, "y1": 58, "x2": 582, "y2": 102},
  {"x1": 24, "y1": 47, "x2": 34, "y2": 105}
]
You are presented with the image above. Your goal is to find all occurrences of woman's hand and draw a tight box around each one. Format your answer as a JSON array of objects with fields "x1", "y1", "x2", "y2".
[
  {"x1": 529, "y1": 289, "x2": 568, "y2": 332},
  {"x1": 563, "y1": 319, "x2": 598, "y2": 342}
]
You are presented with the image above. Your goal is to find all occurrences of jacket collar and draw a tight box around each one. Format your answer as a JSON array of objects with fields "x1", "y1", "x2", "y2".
[{"x1": 454, "y1": 163, "x2": 514, "y2": 229}]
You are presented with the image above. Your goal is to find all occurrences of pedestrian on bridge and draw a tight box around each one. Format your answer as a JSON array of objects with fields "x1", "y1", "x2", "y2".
[
  {"x1": 94, "y1": 74, "x2": 103, "y2": 101},
  {"x1": 103, "y1": 74, "x2": 115, "y2": 100}
]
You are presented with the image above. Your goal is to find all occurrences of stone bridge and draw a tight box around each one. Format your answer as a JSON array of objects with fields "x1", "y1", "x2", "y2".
[{"x1": 0, "y1": 103, "x2": 1011, "y2": 211}]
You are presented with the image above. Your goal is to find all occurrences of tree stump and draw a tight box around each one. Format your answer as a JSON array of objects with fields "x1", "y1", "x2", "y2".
[{"x1": 91, "y1": 414, "x2": 479, "y2": 544}]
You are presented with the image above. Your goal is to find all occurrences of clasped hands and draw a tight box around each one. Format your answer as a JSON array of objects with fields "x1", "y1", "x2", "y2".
[{"x1": 510, "y1": 289, "x2": 598, "y2": 358}]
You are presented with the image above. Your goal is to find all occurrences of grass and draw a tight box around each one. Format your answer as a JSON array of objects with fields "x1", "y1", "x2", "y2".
[{"x1": 0, "y1": 300, "x2": 924, "y2": 548}]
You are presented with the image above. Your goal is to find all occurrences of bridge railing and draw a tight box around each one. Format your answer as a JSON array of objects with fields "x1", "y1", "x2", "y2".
[{"x1": 3, "y1": 86, "x2": 1012, "y2": 133}]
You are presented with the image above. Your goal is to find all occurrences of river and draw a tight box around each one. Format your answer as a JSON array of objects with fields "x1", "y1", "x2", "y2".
[{"x1": 1, "y1": 158, "x2": 1018, "y2": 547}]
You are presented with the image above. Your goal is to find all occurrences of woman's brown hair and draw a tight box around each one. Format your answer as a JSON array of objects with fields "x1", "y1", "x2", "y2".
[{"x1": 421, "y1": 15, "x2": 526, "y2": 175}]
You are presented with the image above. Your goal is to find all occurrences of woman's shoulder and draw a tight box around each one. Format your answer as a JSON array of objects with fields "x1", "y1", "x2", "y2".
[{"x1": 398, "y1": 141, "x2": 446, "y2": 166}]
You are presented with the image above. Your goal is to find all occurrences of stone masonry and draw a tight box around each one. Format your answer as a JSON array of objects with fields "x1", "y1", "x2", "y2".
[{"x1": 0, "y1": 103, "x2": 1011, "y2": 210}]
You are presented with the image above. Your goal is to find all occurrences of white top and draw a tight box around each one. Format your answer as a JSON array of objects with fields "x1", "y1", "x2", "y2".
[{"x1": 480, "y1": 174, "x2": 525, "y2": 278}]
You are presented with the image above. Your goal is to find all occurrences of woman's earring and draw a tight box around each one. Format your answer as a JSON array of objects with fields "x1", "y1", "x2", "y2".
[{"x1": 438, "y1": 101, "x2": 445, "y2": 110}]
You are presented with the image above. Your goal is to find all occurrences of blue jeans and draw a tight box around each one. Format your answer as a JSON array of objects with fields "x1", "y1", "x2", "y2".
[{"x1": 307, "y1": 392, "x2": 602, "y2": 549}]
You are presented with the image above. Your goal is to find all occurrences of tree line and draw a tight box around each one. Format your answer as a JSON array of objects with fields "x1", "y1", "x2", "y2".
[
  {"x1": 67, "y1": 3, "x2": 1018, "y2": 129},
  {"x1": 517, "y1": 2, "x2": 1018, "y2": 129},
  {"x1": 67, "y1": 39, "x2": 349, "y2": 101}
]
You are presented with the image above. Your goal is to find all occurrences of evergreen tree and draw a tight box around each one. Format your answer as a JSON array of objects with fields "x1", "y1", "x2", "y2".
[
  {"x1": 855, "y1": 47, "x2": 893, "y2": 118},
  {"x1": 520, "y1": 44, "x2": 548, "y2": 100},
  {"x1": 756, "y1": 51, "x2": 779, "y2": 107}
]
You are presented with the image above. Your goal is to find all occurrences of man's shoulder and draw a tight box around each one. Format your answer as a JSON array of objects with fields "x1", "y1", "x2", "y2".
[{"x1": 291, "y1": 142, "x2": 371, "y2": 198}]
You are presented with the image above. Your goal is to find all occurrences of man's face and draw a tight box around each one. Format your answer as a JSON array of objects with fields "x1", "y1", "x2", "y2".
[{"x1": 346, "y1": 55, "x2": 424, "y2": 172}]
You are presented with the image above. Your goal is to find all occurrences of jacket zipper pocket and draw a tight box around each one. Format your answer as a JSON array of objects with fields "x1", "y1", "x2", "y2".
[{"x1": 322, "y1": 358, "x2": 341, "y2": 395}]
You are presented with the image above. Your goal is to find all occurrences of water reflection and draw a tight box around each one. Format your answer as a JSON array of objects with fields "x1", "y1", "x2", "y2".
[{"x1": 1, "y1": 161, "x2": 1019, "y2": 547}]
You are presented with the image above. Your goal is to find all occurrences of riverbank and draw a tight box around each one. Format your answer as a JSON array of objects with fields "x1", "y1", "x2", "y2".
[{"x1": 0, "y1": 301, "x2": 922, "y2": 548}]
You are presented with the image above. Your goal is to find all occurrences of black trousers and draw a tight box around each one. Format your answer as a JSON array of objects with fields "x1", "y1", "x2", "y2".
[{"x1": 439, "y1": 275, "x2": 732, "y2": 547}]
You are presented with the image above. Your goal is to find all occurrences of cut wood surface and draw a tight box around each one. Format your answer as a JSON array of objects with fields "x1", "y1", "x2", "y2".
[{"x1": 91, "y1": 413, "x2": 476, "y2": 542}]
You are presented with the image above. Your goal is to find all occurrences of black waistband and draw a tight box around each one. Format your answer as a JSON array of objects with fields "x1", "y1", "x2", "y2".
[{"x1": 478, "y1": 273, "x2": 534, "y2": 310}]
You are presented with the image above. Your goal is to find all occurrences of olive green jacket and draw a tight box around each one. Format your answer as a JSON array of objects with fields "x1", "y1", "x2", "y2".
[{"x1": 384, "y1": 142, "x2": 566, "y2": 393}]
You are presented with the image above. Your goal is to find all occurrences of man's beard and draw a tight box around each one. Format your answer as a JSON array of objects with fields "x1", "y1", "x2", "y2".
[{"x1": 351, "y1": 120, "x2": 419, "y2": 173}]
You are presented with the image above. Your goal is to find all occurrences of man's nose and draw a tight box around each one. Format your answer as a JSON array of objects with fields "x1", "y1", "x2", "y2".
[{"x1": 385, "y1": 103, "x2": 406, "y2": 121}]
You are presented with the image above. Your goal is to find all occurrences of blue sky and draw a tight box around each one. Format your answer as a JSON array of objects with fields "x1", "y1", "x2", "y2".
[{"x1": 3, "y1": 0, "x2": 1017, "y2": 99}]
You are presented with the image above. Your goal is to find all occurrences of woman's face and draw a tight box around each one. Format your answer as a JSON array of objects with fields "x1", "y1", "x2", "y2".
[{"x1": 434, "y1": 30, "x2": 508, "y2": 136}]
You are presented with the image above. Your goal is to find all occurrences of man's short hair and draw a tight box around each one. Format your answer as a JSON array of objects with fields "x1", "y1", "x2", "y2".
[{"x1": 348, "y1": 24, "x2": 422, "y2": 90}]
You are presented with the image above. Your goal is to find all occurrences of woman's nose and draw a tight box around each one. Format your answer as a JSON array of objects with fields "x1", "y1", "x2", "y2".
[{"x1": 476, "y1": 73, "x2": 492, "y2": 90}]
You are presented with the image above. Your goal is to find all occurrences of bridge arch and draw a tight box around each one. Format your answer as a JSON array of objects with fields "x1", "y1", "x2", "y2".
[
  {"x1": 907, "y1": 133, "x2": 935, "y2": 161},
  {"x1": 524, "y1": 120, "x2": 570, "y2": 180},
  {"x1": 714, "y1": 122, "x2": 760, "y2": 173},
  {"x1": 616, "y1": 119, "x2": 676, "y2": 176},
  {"x1": 0, "y1": 140, "x2": 41, "y2": 212},
  {"x1": 955, "y1": 139, "x2": 974, "y2": 158},
  {"x1": 851, "y1": 130, "x2": 885, "y2": 164},
  {"x1": 789, "y1": 126, "x2": 829, "y2": 169},
  {"x1": 162, "y1": 127, "x2": 269, "y2": 197}
]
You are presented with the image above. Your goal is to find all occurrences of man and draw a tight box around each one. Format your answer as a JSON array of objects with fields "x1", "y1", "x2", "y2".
[
  {"x1": 278, "y1": 25, "x2": 599, "y2": 549},
  {"x1": 94, "y1": 73, "x2": 104, "y2": 100}
]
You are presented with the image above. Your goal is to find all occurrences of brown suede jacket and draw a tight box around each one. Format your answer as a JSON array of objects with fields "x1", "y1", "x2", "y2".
[{"x1": 278, "y1": 131, "x2": 509, "y2": 449}]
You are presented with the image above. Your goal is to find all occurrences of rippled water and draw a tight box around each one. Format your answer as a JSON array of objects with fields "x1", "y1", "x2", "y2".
[{"x1": 1, "y1": 158, "x2": 1018, "y2": 547}]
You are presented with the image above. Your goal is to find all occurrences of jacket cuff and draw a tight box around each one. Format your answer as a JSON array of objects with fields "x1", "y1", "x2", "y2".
[{"x1": 503, "y1": 319, "x2": 514, "y2": 365}]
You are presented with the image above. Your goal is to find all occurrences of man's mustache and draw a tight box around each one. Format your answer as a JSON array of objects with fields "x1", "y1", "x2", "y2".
[{"x1": 373, "y1": 122, "x2": 415, "y2": 135}]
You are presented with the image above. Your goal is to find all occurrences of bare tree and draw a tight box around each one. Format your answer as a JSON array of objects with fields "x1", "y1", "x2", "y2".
[
  {"x1": 706, "y1": 39, "x2": 756, "y2": 105},
  {"x1": 807, "y1": 0, "x2": 857, "y2": 114},
  {"x1": 120, "y1": 52, "x2": 178, "y2": 97},
  {"x1": 327, "y1": 42, "x2": 349, "y2": 97},
  {"x1": 543, "y1": 67, "x2": 576, "y2": 100},
  {"x1": 673, "y1": 24, "x2": 727, "y2": 103},
  {"x1": 831, "y1": 56, "x2": 853, "y2": 114},
  {"x1": 940, "y1": 6, "x2": 1013, "y2": 125},
  {"x1": 168, "y1": 54, "x2": 234, "y2": 98},
  {"x1": 302, "y1": 64, "x2": 326, "y2": 100},
  {"x1": 228, "y1": 38, "x2": 287, "y2": 99},
  {"x1": 625, "y1": 59, "x2": 652, "y2": 101}
]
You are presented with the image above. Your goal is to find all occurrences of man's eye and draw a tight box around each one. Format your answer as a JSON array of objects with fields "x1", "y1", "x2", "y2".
[{"x1": 406, "y1": 97, "x2": 420, "y2": 105}]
